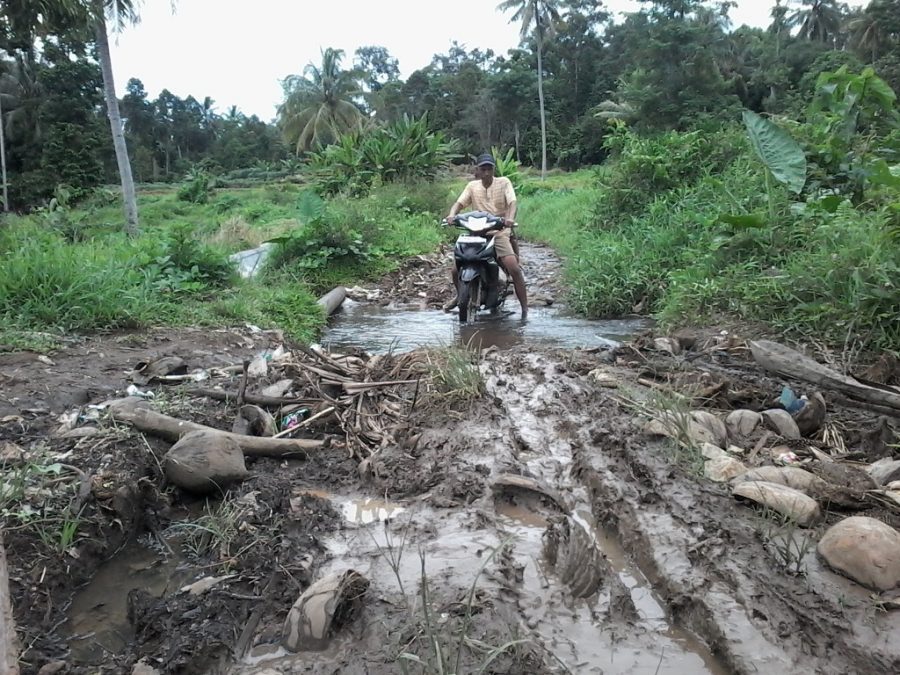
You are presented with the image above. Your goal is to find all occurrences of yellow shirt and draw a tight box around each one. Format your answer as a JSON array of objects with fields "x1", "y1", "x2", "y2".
[{"x1": 456, "y1": 177, "x2": 516, "y2": 216}]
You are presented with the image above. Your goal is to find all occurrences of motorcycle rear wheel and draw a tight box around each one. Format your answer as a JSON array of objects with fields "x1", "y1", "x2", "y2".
[{"x1": 457, "y1": 278, "x2": 480, "y2": 323}]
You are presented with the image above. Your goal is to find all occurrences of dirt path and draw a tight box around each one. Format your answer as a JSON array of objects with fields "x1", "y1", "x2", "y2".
[{"x1": 1, "y1": 252, "x2": 899, "y2": 674}]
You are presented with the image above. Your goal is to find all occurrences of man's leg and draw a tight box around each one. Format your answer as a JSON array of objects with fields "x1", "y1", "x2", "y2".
[
  {"x1": 500, "y1": 254, "x2": 527, "y2": 318},
  {"x1": 444, "y1": 264, "x2": 459, "y2": 311}
]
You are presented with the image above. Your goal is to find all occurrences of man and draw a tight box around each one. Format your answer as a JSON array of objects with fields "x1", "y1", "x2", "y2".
[{"x1": 445, "y1": 153, "x2": 528, "y2": 318}]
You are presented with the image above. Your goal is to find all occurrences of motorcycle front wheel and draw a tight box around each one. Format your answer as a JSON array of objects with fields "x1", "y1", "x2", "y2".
[{"x1": 457, "y1": 278, "x2": 480, "y2": 323}]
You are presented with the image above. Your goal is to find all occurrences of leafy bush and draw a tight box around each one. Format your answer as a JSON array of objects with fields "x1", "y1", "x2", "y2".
[
  {"x1": 524, "y1": 72, "x2": 900, "y2": 351},
  {"x1": 144, "y1": 223, "x2": 235, "y2": 294},
  {"x1": 594, "y1": 121, "x2": 745, "y2": 220},
  {"x1": 309, "y1": 115, "x2": 459, "y2": 196},
  {"x1": 177, "y1": 168, "x2": 212, "y2": 204},
  {"x1": 265, "y1": 187, "x2": 443, "y2": 291}
]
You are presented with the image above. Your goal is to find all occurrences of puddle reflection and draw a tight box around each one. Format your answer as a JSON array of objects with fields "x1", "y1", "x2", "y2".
[{"x1": 323, "y1": 302, "x2": 651, "y2": 354}]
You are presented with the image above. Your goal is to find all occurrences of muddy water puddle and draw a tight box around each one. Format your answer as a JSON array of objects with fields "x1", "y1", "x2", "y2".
[
  {"x1": 64, "y1": 538, "x2": 191, "y2": 662},
  {"x1": 322, "y1": 302, "x2": 650, "y2": 353}
]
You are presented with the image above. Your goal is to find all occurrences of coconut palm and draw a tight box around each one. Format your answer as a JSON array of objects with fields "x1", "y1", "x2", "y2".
[
  {"x1": 278, "y1": 48, "x2": 364, "y2": 154},
  {"x1": 0, "y1": 77, "x2": 8, "y2": 212},
  {"x1": 498, "y1": 0, "x2": 560, "y2": 180},
  {"x1": 93, "y1": 0, "x2": 143, "y2": 235},
  {"x1": 787, "y1": 0, "x2": 844, "y2": 46},
  {"x1": 0, "y1": 52, "x2": 46, "y2": 211}
]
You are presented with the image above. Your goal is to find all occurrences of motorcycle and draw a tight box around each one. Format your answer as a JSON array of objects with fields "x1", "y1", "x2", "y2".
[{"x1": 443, "y1": 211, "x2": 510, "y2": 323}]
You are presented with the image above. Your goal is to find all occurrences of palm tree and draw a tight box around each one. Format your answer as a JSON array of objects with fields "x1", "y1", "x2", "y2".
[
  {"x1": 0, "y1": 80, "x2": 8, "y2": 212},
  {"x1": 93, "y1": 0, "x2": 143, "y2": 235},
  {"x1": 278, "y1": 48, "x2": 363, "y2": 153},
  {"x1": 498, "y1": 0, "x2": 560, "y2": 180},
  {"x1": 848, "y1": 7, "x2": 885, "y2": 62},
  {"x1": 769, "y1": 0, "x2": 791, "y2": 56},
  {"x1": 787, "y1": 0, "x2": 844, "y2": 46}
]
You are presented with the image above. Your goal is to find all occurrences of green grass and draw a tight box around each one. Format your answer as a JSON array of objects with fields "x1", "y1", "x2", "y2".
[
  {"x1": 517, "y1": 140, "x2": 899, "y2": 351},
  {"x1": 0, "y1": 180, "x2": 453, "y2": 350}
]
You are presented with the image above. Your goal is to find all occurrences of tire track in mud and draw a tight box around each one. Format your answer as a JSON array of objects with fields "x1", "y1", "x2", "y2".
[
  {"x1": 485, "y1": 353, "x2": 729, "y2": 674},
  {"x1": 492, "y1": 351, "x2": 899, "y2": 675}
]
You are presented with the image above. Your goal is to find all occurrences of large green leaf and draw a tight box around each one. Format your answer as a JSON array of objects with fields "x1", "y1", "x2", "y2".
[
  {"x1": 742, "y1": 110, "x2": 807, "y2": 194},
  {"x1": 717, "y1": 213, "x2": 767, "y2": 229}
]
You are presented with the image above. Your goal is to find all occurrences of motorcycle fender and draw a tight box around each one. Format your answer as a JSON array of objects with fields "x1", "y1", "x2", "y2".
[{"x1": 459, "y1": 267, "x2": 480, "y2": 282}]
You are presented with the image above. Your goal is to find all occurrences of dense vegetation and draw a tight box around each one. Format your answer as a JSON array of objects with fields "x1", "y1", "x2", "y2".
[{"x1": 1, "y1": 0, "x2": 898, "y2": 352}]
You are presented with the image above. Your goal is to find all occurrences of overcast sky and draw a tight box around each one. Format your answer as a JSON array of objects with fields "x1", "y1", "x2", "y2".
[{"x1": 108, "y1": 0, "x2": 864, "y2": 121}]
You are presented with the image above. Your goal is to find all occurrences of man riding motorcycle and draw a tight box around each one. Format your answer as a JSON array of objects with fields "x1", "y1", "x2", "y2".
[{"x1": 444, "y1": 153, "x2": 528, "y2": 318}]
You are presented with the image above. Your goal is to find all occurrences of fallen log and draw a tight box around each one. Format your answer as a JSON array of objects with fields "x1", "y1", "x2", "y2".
[
  {"x1": 750, "y1": 340, "x2": 900, "y2": 418},
  {"x1": 0, "y1": 537, "x2": 19, "y2": 675},
  {"x1": 108, "y1": 398, "x2": 324, "y2": 457},
  {"x1": 187, "y1": 388, "x2": 319, "y2": 408}
]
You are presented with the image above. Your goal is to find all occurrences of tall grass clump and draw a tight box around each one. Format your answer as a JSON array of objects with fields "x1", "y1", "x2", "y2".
[{"x1": 0, "y1": 224, "x2": 161, "y2": 332}]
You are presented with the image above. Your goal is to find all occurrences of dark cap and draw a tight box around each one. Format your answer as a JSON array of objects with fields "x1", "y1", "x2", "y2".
[{"x1": 475, "y1": 153, "x2": 495, "y2": 167}]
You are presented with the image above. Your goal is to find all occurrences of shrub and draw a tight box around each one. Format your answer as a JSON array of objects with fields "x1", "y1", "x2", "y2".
[
  {"x1": 309, "y1": 115, "x2": 459, "y2": 196},
  {"x1": 143, "y1": 223, "x2": 235, "y2": 294}
]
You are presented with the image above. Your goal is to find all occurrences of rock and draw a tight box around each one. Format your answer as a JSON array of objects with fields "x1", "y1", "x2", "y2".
[
  {"x1": 867, "y1": 459, "x2": 900, "y2": 486},
  {"x1": 817, "y1": 516, "x2": 900, "y2": 591},
  {"x1": 705, "y1": 456, "x2": 746, "y2": 482},
  {"x1": 732, "y1": 466, "x2": 829, "y2": 494},
  {"x1": 646, "y1": 412, "x2": 721, "y2": 447},
  {"x1": 0, "y1": 440, "x2": 25, "y2": 463},
  {"x1": 673, "y1": 328, "x2": 698, "y2": 351},
  {"x1": 792, "y1": 392, "x2": 826, "y2": 436},
  {"x1": 725, "y1": 409, "x2": 762, "y2": 440},
  {"x1": 807, "y1": 461, "x2": 877, "y2": 493},
  {"x1": 132, "y1": 659, "x2": 161, "y2": 675},
  {"x1": 653, "y1": 337, "x2": 682, "y2": 356},
  {"x1": 857, "y1": 416, "x2": 897, "y2": 461},
  {"x1": 700, "y1": 442, "x2": 729, "y2": 460},
  {"x1": 163, "y1": 430, "x2": 249, "y2": 494},
  {"x1": 130, "y1": 356, "x2": 187, "y2": 385},
  {"x1": 247, "y1": 354, "x2": 268, "y2": 378},
  {"x1": 888, "y1": 481, "x2": 900, "y2": 491},
  {"x1": 232, "y1": 404, "x2": 277, "y2": 437},
  {"x1": 761, "y1": 409, "x2": 801, "y2": 439},
  {"x1": 690, "y1": 411, "x2": 728, "y2": 448},
  {"x1": 260, "y1": 378, "x2": 294, "y2": 398},
  {"x1": 282, "y1": 570, "x2": 369, "y2": 651},
  {"x1": 587, "y1": 369, "x2": 618, "y2": 388},
  {"x1": 732, "y1": 481, "x2": 822, "y2": 527},
  {"x1": 37, "y1": 663, "x2": 67, "y2": 675}
]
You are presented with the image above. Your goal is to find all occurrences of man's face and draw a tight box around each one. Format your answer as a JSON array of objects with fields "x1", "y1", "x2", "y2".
[{"x1": 477, "y1": 164, "x2": 494, "y2": 179}]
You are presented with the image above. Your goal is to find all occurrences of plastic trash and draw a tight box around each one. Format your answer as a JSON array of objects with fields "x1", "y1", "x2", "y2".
[
  {"x1": 779, "y1": 385, "x2": 806, "y2": 414},
  {"x1": 282, "y1": 409, "x2": 311, "y2": 430}
]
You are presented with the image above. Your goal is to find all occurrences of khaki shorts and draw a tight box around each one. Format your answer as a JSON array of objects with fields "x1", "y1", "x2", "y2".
[{"x1": 492, "y1": 229, "x2": 515, "y2": 259}]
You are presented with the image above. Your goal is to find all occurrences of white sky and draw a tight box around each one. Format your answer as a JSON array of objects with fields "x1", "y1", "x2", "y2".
[{"x1": 108, "y1": 0, "x2": 865, "y2": 121}]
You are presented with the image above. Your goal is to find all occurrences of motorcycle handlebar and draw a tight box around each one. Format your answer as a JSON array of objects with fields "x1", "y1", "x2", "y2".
[{"x1": 442, "y1": 215, "x2": 508, "y2": 228}]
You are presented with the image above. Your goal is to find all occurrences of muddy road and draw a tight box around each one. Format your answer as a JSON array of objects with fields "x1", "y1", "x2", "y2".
[{"x1": 1, "y1": 243, "x2": 899, "y2": 674}]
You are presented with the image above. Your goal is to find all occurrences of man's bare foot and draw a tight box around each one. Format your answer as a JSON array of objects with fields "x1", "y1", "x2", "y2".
[{"x1": 520, "y1": 307, "x2": 528, "y2": 319}]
